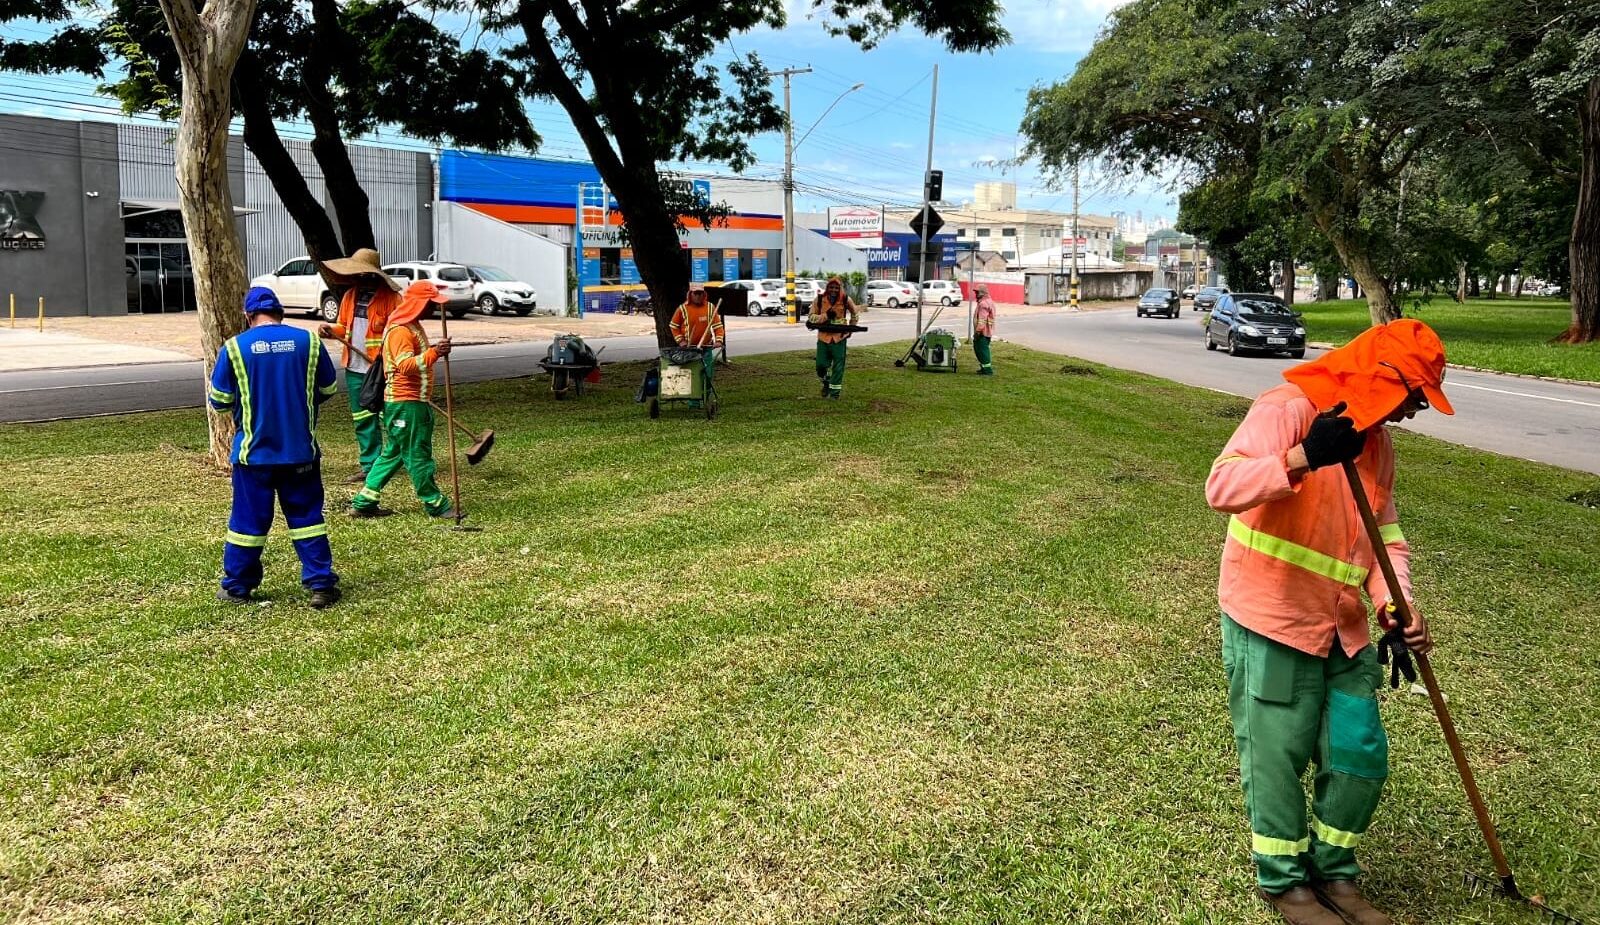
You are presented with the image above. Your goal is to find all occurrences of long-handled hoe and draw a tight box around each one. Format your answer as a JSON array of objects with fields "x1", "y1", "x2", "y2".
[{"x1": 1342, "y1": 459, "x2": 1581, "y2": 924}]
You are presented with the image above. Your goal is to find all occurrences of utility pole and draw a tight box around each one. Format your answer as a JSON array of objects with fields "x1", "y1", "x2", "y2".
[
  {"x1": 1070, "y1": 162, "x2": 1080, "y2": 312},
  {"x1": 967, "y1": 204, "x2": 977, "y2": 340},
  {"x1": 775, "y1": 65, "x2": 812, "y2": 324},
  {"x1": 916, "y1": 64, "x2": 939, "y2": 336}
]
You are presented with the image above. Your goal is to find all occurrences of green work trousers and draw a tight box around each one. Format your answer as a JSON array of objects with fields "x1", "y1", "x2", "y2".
[
  {"x1": 352, "y1": 401, "x2": 447, "y2": 515},
  {"x1": 816, "y1": 340, "x2": 847, "y2": 393},
  {"x1": 1222, "y1": 614, "x2": 1388, "y2": 893},
  {"x1": 344, "y1": 368, "x2": 384, "y2": 473},
  {"x1": 973, "y1": 334, "x2": 994, "y2": 373}
]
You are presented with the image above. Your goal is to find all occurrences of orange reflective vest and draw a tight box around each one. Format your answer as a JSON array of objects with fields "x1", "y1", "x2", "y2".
[
  {"x1": 381, "y1": 323, "x2": 440, "y2": 403},
  {"x1": 326, "y1": 287, "x2": 399, "y2": 368},
  {"x1": 670, "y1": 301, "x2": 724, "y2": 347},
  {"x1": 809, "y1": 295, "x2": 858, "y2": 344},
  {"x1": 1206, "y1": 383, "x2": 1412, "y2": 658}
]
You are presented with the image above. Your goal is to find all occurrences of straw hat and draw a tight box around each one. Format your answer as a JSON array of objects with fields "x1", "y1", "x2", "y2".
[{"x1": 320, "y1": 248, "x2": 402, "y2": 292}]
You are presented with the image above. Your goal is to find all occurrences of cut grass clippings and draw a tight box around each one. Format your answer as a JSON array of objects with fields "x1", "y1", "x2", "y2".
[
  {"x1": 1, "y1": 343, "x2": 1597, "y2": 923},
  {"x1": 1299, "y1": 297, "x2": 1600, "y2": 382}
]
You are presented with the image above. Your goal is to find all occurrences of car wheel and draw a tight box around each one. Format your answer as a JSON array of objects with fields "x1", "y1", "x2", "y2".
[
  {"x1": 1137, "y1": 309, "x2": 1144, "y2": 317},
  {"x1": 318, "y1": 293, "x2": 339, "y2": 323},
  {"x1": 1289, "y1": 349, "x2": 1306, "y2": 359},
  {"x1": 887, "y1": 297, "x2": 900, "y2": 308},
  {"x1": 941, "y1": 296, "x2": 953, "y2": 307},
  {"x1": 1227, "y1": 333, "x2": 1242, "y2": 357},
  {"x1": 477, "y1": 294, "x2": 499, "y2": 315},
  {"x1": 448, "y1": 307, "x2": 469, "y2": 320},
  {"x1": 553, "y1": 369, "x2": 569, "y2": 398},
  {"x1": 1204, "y1": 327, "x2": 1217, "y2": 351}
]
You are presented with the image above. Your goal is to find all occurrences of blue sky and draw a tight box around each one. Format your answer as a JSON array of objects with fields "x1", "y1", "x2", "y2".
[{"x1": 2, "y1": 0, "x2": 1176, "y2": 223}]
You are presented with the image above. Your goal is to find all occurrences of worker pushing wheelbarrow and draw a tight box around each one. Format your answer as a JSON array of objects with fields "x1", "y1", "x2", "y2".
[{"x1": 641, "y1": 283, "x2": 725, "y2": 420}]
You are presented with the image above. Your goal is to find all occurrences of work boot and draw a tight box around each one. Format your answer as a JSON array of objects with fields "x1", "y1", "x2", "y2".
[
  {"x1": 427, "y1": 504, "x2": 460, "y2": 519},
  {"x1": 820, "y1": 380, "x2": 830, "y2": 397},
  {"x1": 828, "y1": 390, "x2": 840, "y2": 400},
  {"x1": 1313, "y1": 881, "x2": 1393, "y2": 925},
  {"x1": 347, "y1": 504, "x2": 394, "y2": 519},
  {"x1": 216, "y1": 588, "x2": 251, "y2": 605},
  {"x1": 1260, "y1": 887, "x2": 1347, "y2": 925},
  {"x1": 344, "y1": 471, "x2": 368, "y2": 484},
  {"x1": 309, "y1": 587, "x2": 342, "y2": 610}
]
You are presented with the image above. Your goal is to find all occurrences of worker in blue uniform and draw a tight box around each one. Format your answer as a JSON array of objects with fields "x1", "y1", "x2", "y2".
[{"x1": 208, "y1": 287, "x2": 343, "y2": 608}]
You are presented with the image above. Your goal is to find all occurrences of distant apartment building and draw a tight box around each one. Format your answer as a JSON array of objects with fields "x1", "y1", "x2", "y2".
[{"x1": 889, "y1": 181, "x2": 1117, "y2": 267}]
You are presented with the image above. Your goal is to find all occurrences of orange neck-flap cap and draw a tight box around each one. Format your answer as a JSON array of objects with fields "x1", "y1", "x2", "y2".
[
  {"x1": 1282, "y1": 318, "x2": 1454, "y2": 431},
  {"x1": 388, "y1": 280, "x2": 448, "y2": 328}
]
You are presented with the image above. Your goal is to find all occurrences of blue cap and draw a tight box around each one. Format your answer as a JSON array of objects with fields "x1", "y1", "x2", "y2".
[{"x1": 243, "y1": 286, "x2": 284, "y2": 315}]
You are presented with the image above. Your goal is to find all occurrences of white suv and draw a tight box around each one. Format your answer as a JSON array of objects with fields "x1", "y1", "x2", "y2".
[
  {"x1": 466, "y1": 265, "x2": 539, "y2": 316},
  {"x1": 719, "y1": 279, "x2": 783, "y2": 316},
  {"x1": 920, "y1": 279, "x2": 961, "y2": 306},
  {"x1": 251, "y1": 257, "x2": 340, "y2": 321},
  {"x1": 865, "y1": 279, "x2": 918, "y2": 307},
  {"x1": 382, "y1": 261, "x2": 475, "y2": 319}
]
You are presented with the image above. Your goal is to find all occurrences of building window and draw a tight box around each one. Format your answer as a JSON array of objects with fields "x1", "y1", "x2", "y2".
[
  {"x1": 976, "y1": 228, "x2": 990, "y2": 238},
  {"x1": 1001, "y1": 227, "x2": 1016, "y2": 237}
]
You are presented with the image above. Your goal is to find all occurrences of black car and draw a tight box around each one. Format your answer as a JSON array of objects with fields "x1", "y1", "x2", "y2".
[
  {"x1": 1204, "y1": 293, "x2": 1306, "y2": 358},
  {"x1": 1192, "y1": 285, "x2": 1230, "y2": 314},
  {"x1": 1136, "y1": 287, "x2": 1180, "y2": 318}
]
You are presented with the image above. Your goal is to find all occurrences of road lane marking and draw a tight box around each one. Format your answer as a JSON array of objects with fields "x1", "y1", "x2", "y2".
[
  {"x1": 1449, "y1": 381, "x2": 1600, "y2": 409},
  {"x1": 0, "y1": 379, "x2": 172, "y2": 395}
]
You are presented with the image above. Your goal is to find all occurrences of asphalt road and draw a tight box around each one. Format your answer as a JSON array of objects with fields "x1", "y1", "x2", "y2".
[
  {"x1": 1003, "y1": 306, "x2": 1600, "y2": 475},
  {"x1": 4, "y1": 306, "x2": 1597, "y2": 476}
]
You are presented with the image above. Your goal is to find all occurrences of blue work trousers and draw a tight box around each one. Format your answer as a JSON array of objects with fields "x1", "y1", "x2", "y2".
[{"x1": 222, "y1": 462, "x2": 338, "y2": 594}]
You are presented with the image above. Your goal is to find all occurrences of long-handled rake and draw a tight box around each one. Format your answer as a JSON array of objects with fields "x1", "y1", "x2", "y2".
[
  {"x1": 895, "y1": 296, "x2": 952, "y2": 368},
  {"x1": 428, "y1": 401, "x2": 495, "y2": 465},
  {"x1": 1342, "y1": 459, "x2": 1581, "y2": 924},
  {"x1": 435, "y1": 309, "x2": 480, "y2": 532}
]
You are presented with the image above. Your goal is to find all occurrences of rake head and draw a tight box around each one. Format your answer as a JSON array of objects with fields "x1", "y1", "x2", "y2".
[
  {"x1": 465, "y1": 430, "x2": 495, "y2": 466},
  {"x1": 1464, "y1": 872, "x2": 1585, "y2": 924}
]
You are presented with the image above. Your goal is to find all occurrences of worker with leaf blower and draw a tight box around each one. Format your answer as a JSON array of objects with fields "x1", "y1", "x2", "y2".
[
  {"x1": 209, "y1": 287, "x2": 342, "y2": 609},
  {"x1": 669, "y1": 282, "x2": 725, "y2": 407},
  {"x1": 350, "y1": 280, "x2": 454, "y2": 519},
  {"x1": 316, "y1": 248, "x2": 402, "y2": 484},
  {"x1": 809, "y1": 276, "x2": 859, "y2": 399},
  {"x1": 1206, "y1": 319, "x2": 1454, "y2": 925}
]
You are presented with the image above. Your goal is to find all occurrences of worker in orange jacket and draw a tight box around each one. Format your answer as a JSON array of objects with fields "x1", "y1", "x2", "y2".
[
  {"x1": 317, "y1": 248, "x2": 402, "y2": 482},
  {"x1": 669, "y1": 283, "x2": 724, "y2": 403},
  {"x1": 809, "y1": 276, "x2": 859, "y2": 399},
  {"x1": 349, "y1": 280, "x2": 453, "y2": 518},
  {"x1": 1205, "y1": 319, "x2": 1454, "y2": 925}
]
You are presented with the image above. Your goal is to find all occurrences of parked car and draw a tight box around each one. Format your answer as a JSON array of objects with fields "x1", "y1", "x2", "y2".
[
  {"x1": 920, "y1": 279, "x2": 961, "y2": 306},
  {"x1": 865, "y1": 279, "x2": 918, "y2": 308},
  {"x1": 1536, "y1": 282, "x2": 1564, "y2": 297},
  {"x1": 794, "y1": 278, "x2": 822, "y2": 305},
  {"x1": 466, "y1": 265, "x2": 538, "y2": 316},
  {"x1": 719, "y1": 279, "x2": 783, "y2": 316},
  {"x1": 1193, "y1": 285, "x2": 1231, "y2": 314},
  {"x1": 1204, "y1": 292, "x2": 1306, "y2": 358},
  {"x1": 250, "y1": 256, "x2": 339, "y2": 320},
  {"x1": 1136, "y1": 287, "x2": 1180, "y2": 318},
  {"x1": 382, "y1": 261, "x2": 474, "y2": 319},
  {"x1": 1181, "y1": 284, "x2": 1198, "y2": 300}
]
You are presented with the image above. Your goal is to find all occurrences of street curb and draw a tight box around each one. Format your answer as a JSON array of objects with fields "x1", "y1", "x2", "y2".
[
  {"x1": 0, "y1": 357, "x2": 200, "y2": 374},
  {"x1": 1306, "y1": 342, "x2": 1599, "y2": 389}
]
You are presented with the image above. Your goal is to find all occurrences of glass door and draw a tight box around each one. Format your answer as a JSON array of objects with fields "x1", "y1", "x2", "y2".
[{"x1": 125, "y1": 239, "x2": 195, "y2": 313}]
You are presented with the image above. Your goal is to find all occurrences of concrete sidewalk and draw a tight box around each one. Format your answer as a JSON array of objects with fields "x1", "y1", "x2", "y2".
[{"x1": 0, "y1": 327, "x2": 194, "y2": 372}]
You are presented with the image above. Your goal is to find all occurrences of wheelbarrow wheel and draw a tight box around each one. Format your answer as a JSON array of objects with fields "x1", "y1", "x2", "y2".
[
  {"x1": 705, "y1": 389, "x2": 718, "y2": 420},
  {"x1": 648, "y1": 398, "x2": 660, "y2": 419},
  {"x1": 552, "y1": 368, "x2": 568, "y2": 399},
  {"x1": 574, "y1": 375, "x2": 586, "y2": 398}
]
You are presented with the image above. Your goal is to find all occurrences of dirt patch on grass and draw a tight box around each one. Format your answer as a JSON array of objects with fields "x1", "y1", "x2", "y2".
[
  {"x1": 1565, "y1": 488, "x2": 1600, "y2": 509},
  {"x1": 1058, "y1": 363, "x2": 1099, "y2": 376},
  {"x1": 868, "y1": 399, "x2": 907, "y2": 415}
]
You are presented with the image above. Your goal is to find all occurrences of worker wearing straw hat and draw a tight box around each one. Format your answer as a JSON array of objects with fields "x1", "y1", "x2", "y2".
[{"x1": 318, "y1": 248, "x2": 402, "y2": 483}]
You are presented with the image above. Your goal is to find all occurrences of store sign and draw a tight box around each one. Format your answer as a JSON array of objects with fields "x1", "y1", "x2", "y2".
[
  {"x1": 0, "y1": 190, "x2": 46, "y2": 250},
  {"x1": 828, "y1": 206, "x2": 883, "y2": 249}
]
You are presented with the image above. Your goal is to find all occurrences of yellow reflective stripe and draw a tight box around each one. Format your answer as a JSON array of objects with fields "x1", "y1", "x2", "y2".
[
  {"x1": 1311, "y1": 816, "x2": 1363, "y2": 849},
  {"x1": 357, "y1": 486, "x2": 382, "y2": 501},
  {"x1": 1379, "y1": 523, "x2": 1405, "y2": 544},
  {"x1": 208, "y1": 387, "x2": 234, "y2": 404},
  {"x1": 226, "y1": 338, "x2": 254, "y2": 465},
  {"x1": 351, "y1": 409, "x2": 376, "y2": 422},
  {"x1": 1228, "y1": 516, "x2": 1369, "y2": 587},
  {"x1": 1252, "y1": 833, "x2": 1311, "y2": 857},
  {"x1": 226, "y1": 530, "x2": 268, "y2": 548},
  {"x1": 287, "y1": 523, "x2": 328, "y2": 541},
  {"x1": 305, "y1": 332, "x2": 321, "y2": 442},
  {"x1": 1212, "y1": 454, "x2": 1248, "y2": 469}
]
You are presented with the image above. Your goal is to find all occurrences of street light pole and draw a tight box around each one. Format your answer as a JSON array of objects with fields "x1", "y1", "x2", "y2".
[
  {"x1": 1070, "y1": 161, "x2": 1080, "y2": 312},
  {"x1": 916, "y1": 64, "x2": 939, "y2": 336},
  {"x1": 775, "y1": 65, "x2": 812, "y2": 324}
]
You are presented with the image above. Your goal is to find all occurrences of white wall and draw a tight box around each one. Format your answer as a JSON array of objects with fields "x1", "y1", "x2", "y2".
[
  {"x1": 794, "y1": 228, "x2": 866, "y2": 277},
  {"x1": 436, "y1": 202, "x2": 569, "y2": 313}
]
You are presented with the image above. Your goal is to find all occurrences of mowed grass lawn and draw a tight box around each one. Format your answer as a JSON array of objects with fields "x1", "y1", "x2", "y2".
[
  {"x1": 2, "y1": 344, "x2": 1598, "y2": 924},
  {"x1": 1298, "y1": 297, "x2": 1600, "y2": 382}
]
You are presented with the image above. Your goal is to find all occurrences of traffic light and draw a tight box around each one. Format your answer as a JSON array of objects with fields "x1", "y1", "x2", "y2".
[{"x1": 925, "y1": 169, "x2": 943, "y2": 202}]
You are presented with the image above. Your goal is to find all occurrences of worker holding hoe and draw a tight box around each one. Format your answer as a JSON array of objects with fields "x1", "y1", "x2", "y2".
[
  {"x1": 669, "y1": 282, "x2": 725, "y2": 407},
  {"x1": 317, "y1": 248, "x2": 402, "y2": 484},
  {"x1": 809, "y1": 276, "x2": 859, "y2": 399},
  {"x1": 1205, "y1": 319, "x2": 1454, "y2": 925},
  {"x1": 349, "y1": 280, "x2": 454, "y2": 519},
  {"x1": 209, "y1": 287, "x2": 342, "y2": 608}
]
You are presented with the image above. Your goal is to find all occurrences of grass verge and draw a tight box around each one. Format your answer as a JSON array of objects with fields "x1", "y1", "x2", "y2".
[
  {"x1": 1296, "y1": 297, "x2": 1600, "y2": 382},
  {"x1": 2, "y1": 344, "x2": 1597, "y2": 923}
]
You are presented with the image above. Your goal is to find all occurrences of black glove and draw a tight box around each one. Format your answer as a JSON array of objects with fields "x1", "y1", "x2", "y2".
[
  {"x1": 1301, "y1": 403, "x2": 1367, "y2": 469},
  {"x1": 1376, "y1": 625, "x2": 1418, "y2": 689}
]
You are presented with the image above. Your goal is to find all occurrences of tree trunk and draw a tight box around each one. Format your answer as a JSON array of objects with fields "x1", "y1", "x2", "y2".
[
  {"x1": 1317, "y1": 274, "x2": 1338, "y2": 301},
  {"x1": 304, "y1": 0, "x2": 375, "y2": 254},
  {"x1": 1342, "y1": 247, "x2": 1397, "y2": 324},
  {"x1": 237, "y1": 59, "x2": 344, "y2": 263},
  {"x1": 1469, "y1": 274, "x2": 1480, "y2": 297},
  {"x1": 1486, "y1": 276, "x2": 1498, "y2": 299},
  {"x1": 1559, "y1": 76, "x2": 1600, "y2": 344},
  {"x1": 612, "y1": 172, "x2": 690, "y2": 348},
  {"x1": 1513, "y1": 274, "x2": 1525, "y2": 298},
  {"x1": 158, "y1": 0, "x2": 257, "y2": 468},
  {"x1": 1455, "y1": 260, "x2": 1468, "y2": 303},
  {"x1": 1281, "y1": 251, "x2": 1295, "y2": 307}
]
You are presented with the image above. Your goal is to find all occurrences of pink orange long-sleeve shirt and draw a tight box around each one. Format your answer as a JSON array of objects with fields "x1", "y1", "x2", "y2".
[{"x1": 1206, "y1": 383, "x2": 1412, "y2": 658}]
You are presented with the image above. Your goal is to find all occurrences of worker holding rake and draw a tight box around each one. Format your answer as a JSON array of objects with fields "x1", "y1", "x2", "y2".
[{"x1": 1206, "y1": 320, "x2": 1454, "y2": 925}]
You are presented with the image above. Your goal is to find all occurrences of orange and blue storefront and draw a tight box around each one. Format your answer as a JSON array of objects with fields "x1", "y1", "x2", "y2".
[{"x1": 440, "y1": 150, "x2": 787, "y2": 313}]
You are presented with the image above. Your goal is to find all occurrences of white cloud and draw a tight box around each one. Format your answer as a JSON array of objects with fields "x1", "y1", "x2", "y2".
[{"x1": 1002, "y1": 0, "x2": 1132, "y2": 54}]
